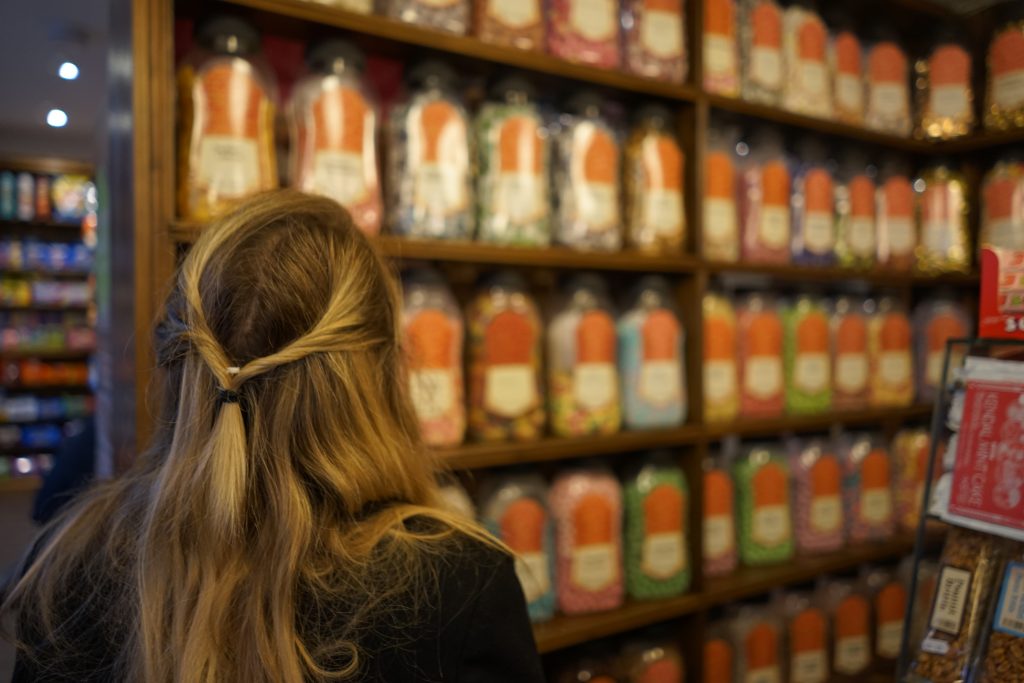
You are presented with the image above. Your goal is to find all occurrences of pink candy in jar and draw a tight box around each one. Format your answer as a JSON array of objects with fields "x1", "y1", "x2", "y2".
[{"x1": 548, "y1": 0, "x2": 622, "y2": 69}]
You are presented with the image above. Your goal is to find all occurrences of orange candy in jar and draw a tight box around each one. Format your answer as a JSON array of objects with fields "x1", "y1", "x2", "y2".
[
  {"x1": 831, "y1": 297, "x2": 870, "y2": 412},
  {"x1": 177, "y1": 17, "x2": 278, "y2": 221},
  {"x1": 876, "y1": 160, "x2": 917, "y2": 271},
  {"x1": 985, "y1": 5, "x2": 1024, "y2": 130},
  {"x1": 624, "y1": 105, "x2": 687, "y2": 253},
  {"x1": 915, "y1": 31, "x2": 975, "y2": 140},
  {"x1": 981, "y1": 154, "x2": 1024, "y2": 249},
  {"x1": 865, "y1": 35, "x2": 912, "y2": 136},
  {"x1": 868, "y1": 297, "x2": 914, "y2": 408},
  {"x1": 831, "y1": 23, "x2": 865, "y2": 125},
  {"x1": 703, "y1": 123, "x2": 740, "y2": 262},
  {"x1": 916, "y1": 162, "x2": 971, "y2": 274},
  {"x1": 704, "y1": 0, "x2": 740, "y2": 96}
]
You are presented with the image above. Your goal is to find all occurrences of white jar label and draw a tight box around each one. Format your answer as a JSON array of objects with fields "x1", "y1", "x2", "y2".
[
  {"x1": 409, "y1": 368, "x2": 456, "y2": 421},
  {"x1": 930, "y1": 565, "x2": 972, "y2": 635},
  {"x1": 705, "y1": 514, "x2": 735, "y2": 559},
  {"x1": 994, "y1": 70, "x2": 1024, "y2": 109},
  {"x1": 198, "y1": 136, "x2": 261, "y2": 198},
  {"x1": 574, "y1": 362, "x2": 616, "y2": 410},
  {"x1": 745, "y1": 356, "x2": 783, "y2": 399},
  {"x1": 704, "y1": 197, "x2": 738, "y2": 249},
  {"x1": 931, "y1": 85, "x2": 970, "y2": 119},
  {"x1": 705, "y1": 34, "x2": 737, "y2": 78},
  {"x1": 887, "y1": 217, "x2": 915, "y2": 255},
  {"x1": 640, "y1": 360, "x2": 682, "y2": 407},
  {"x1": 848, "y1": 217, "x2": 876, "y2": 257},
  {"x1": 485, "y1": 364, "x2": 536, "y2": 417},
  {"x1": 571, "y1": 543, "x2": 617, "y2": 591},
  {"x1": 752, "y1": 504, "x2": 789, "y2": 547},
  {"x1": 642, "y1": 531, "x2": 685, "y2": 579},
  {"x1": 495, "y1": 171, "x2": 542, "y2": 225},
  {"x1": 794, "y1": 352, "x2": 829, "y2": 394},
  {"x1": 751, "y1": 46, "x2": 783, "y2": 89},
  {"x1": 803, "y1": 212, "x2": 834, "y2": 254},
  {"x1": 836, "y1": 73, "x2": 863, "y2": 112},
  {"x1": 810, "y1": 495, "x2": 841, "y2": 533},
  {"x1": 880, "y1": 351, "x2": 910, "y2": 389},
  {"x1": 643, "y1": 188, "x2": 684, "y2": 238},
  {"x1": 569, "y1": 0, "x2": 616, "y2": 42},
  {"x1": 799, "y1": 60, "x2": 828, "y2": 96},
  {"x1": 578, "y1": 181, "x2": 618, "y2": 233},
  {"x1": 760, "y1": 206, "x2": 790, "y2": 249},
  {"x1": 835, "y1": 635, "x2": 870, "y2": 674},
  {"x1": 746, "y1": 667, "x2": 781, "y2": 683},
  {"x1": 515, "y1": 551, "x2": 551, "y2": 603},
  {"x1": 488, "y1": 0, "x2": 540, "y2": 28},
  {"x1": 861, "y1": 488, "x2": 892, "y2": 524},
  {"x1": 705, "y1": 359, "x2": 737, "y2": 404},
  {"x1": 877, "y1": 620, "x2": 904, "y2": 659},
  {"x1": 641, "y1": 9, "x2": 683, "y2": 59},
  {"x1": 870, "y1": 83, "x2": 907, "y2": 118},
  {"x1": 313, "y1": 150, "x2": 368, "y2": 206},
  {"x1": 791, "y1": 650, "x2": 827, "y2": 683},
  {"x1": 924, "y1": 219, "x2": 955, "y2": 254},
  {"x1": 835, "y1": 353, "x2": 868, "y2": 394}
]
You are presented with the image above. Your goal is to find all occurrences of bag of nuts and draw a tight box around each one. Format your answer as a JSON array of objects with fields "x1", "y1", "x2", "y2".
[{"x1": 976, "y1": 542, "x2": 1024, "y2": 682}]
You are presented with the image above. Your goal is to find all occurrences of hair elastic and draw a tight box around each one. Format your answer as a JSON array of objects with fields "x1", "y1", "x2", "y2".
[{"x1": 218, "y1": 389, "x2": 240, "y2": 405}]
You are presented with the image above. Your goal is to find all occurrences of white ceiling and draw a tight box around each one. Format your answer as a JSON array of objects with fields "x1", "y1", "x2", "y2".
[{"x1": 0, "y1": 0, "x2": 108, "y2": 163}]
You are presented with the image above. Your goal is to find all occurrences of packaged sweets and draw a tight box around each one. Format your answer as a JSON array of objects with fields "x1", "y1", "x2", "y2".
[
  {"x1": 381, "y1": 0, "x2": 470, "y2": 34},
  {"x1": 865, "y1": 37, "x2": 912, "y2": 136},
  {"x1": 34, "y1": 177, "x2": 50, "y2": 221},
  {"x1": 739, "y1": 126, "x2": 791, "y2": 264},
  {"x1": 547, "y1": 275, "x2": 621, "y2": 437},
  {"x1": 621, "y1": 638, "x2": 685, "y2": 682},
  {"x1": 623, "y1": 454, "x2": 690, "y2": 600},
  {"x1": 401, "y1": 268, "x2": 465, "y2": 447},
  {"x1": 834, "y1": 158, "x2": 876, "y2": 269},
  {"x1": 915, "y1": 33, "x2": 975, "y2": 140},
  {"x1": 437, "y1": 477, "x2": 476, "y2": 518},
  {"x1": 819, "y1": 579, "x2": 873, "y2": 680},
  {"x1": 978, "y1": 544, "x2": 1024, "y2": 682},
  {"x1": 550, "y1": 466, "x2": 624, "y2": 615},
  {"x1": 790, "y1": 145, "x2": 835, "y2": 266},
  {"x1": 788, "y1": 437, "x2": 844, "y2": 555},
  {"x1": 387, "y1": 62, "x2": 473, "y2": 240},
  {"x1": 732, "y1": 605, "x2": 784, "y2": 682},
  {"x1": 910, "y1": 528, "x2": 1010, "y2": 682},
  {"x1": 290, "y1": 40, "x2": 381, "y2": 234},
  {"x1": 738, "y1": 294, "x2": 785, "y2": 418},
  {"x1": 703, "y1": 125, "x2": 739, "y2": 262},
  {"x1": 735, "y1": 444, "x2": 793, "y2": 566},
  {"x1": 473, "y1": 0, "x2": 544, "y2": 51},
  {"x1": 704, "y1": 620, "x2": 734, "y2": 683},
  {"x1": 916, "y1": 163, "x2": 971, "y2": 274},
  {"x1": 740, "y1": 0, "x2": 784, "y2": 106},
  {"x1": 868, "y1": 298, "x2": 913, "y2": 408},
  {"x1": 475, "y1": 79, "x2": 551, "y2": 246},
  {"x1": 914, "y1": 297, "x2": 970, "y2": 402},
  {"x1": 704, "y1": 0, "x2": 739, "y2": 96},
  {"x1": 703, "y1": 292, "x2": 739, "y2": 423},
  {"x1": 618, "y1": 277, "x2": 687, "y2": 430},
  {"x1": 547, "y1": 0, "x2": 621, "y2": 69},
  {"x1": 623, "y1": 0, "x2": 687, "y2": 83},
  {"x1": 891, "y1": 428, "x2": 931, "y2": 534},
  {"x1": 624, "y1": 105, "x2": 686, "y2": 253},
  {"x1": 981, "y1": 155, "x2": 1024, "y2": 249},
  {"x1": 839, "y1": 433, "x2": 893, "y2": 543},
  {"x1": 479, "y1": 472, "x2": 556, "y2": 622},
  {"x1": 781, "y1": 591, "x2": 830, "y2": 683},
  {"x1": 0, "y1": 171, "x2": 14, "y2": 220},
  {"x1": 985, "y1": 7, "x2": 1024, "y2": 130},
  {"x1": 831, "y1": 297, "x2": 870, "y2": 411},
  {"x1": 831, "y1": 26, "x2": 865, "y2": 125},
  {"x1": 876, "y1": 164, "x2": 917, "y2": 270},
  {"x1": 466, "y1": 271, "x2": 545, "y2": 441},
  {"x1": 553, "y1": 93, "x2": 622, "y2": 252},
  {"x1": 16, "y1": 173, "x2": 33, "y2": 222},
  {"x1": 704, "y1": 451, "x2": 738, "y2": 577},
  {"x1": 177, "y1": 17, "x2": 277, "y2": 221},
  {"x1": 782, "y1": 2, "x2": 831, "y2": 118},
  {"x1": 783, "y1": 296, "x2": 832, "y2": 415},
  {"x1": 862, "y1": 565, "x2": 908, "y2": 664}
]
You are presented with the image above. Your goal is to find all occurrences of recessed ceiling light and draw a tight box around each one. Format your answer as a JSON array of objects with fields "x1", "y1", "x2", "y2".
[
  {"x1": 46, "y1": 109, "x2": 68, "y2": 128},
  {"x1": 58, "y1": 61, "x2": 80, "y2": 80}
]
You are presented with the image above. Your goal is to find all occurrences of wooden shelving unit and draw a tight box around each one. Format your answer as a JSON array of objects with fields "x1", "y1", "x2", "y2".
[
  {"x1": 0, "y1": 476, "x2": 43, "y2": 494},
  {"x1": 0, "y1": 349, "x2": 93, "y2": 361}
]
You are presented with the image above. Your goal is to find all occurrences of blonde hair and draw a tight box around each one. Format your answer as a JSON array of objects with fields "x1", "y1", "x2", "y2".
[{"x1": 2, "y1": 190, "x2": 496, "y2": 682}]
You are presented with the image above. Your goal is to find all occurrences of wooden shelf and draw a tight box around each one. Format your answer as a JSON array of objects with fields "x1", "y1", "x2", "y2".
[
  {"x1": 0, "y1": 219, "x2": 83, "y2": 231},
  {"x1": 534, "y1": 535, "x2": 920, "y2": 653},
  {"x1": 933, "y1": 126, "x2": 1024, "y2": 154},
  {"x1": 0, "y1": 384, "x2": 91, "y2": 393},
  {"x1": 705, "y1": 261, "x2": 979, "y2": 287},
  {"x1": 0, "y1": 349, "x2": 93, "y2": 361},
  {"x1": 0, "y1": 446, "x2": 56, "y2": 456},
  {"x1": 0, "y1": 476, "x2": 43, "y2": 494},
  {"x1": 702, "y1": 404, "x2": 933, "y2": 440},
  {"x1": 3, "y1": 269, "x2": 92, "y2": 280},
  {"x1": 0, "y1": 303, "x2": 89, "y2": 313}
]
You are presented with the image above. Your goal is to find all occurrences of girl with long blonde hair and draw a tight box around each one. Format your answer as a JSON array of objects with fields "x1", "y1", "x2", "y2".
[{"x1": 3, "y1": 190, "x2": 543, "y2": 682}]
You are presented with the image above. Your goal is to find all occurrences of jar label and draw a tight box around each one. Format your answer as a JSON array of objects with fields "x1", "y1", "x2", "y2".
[
  {"x1": 835, "y1": 636, "x2": 870, "y2": 674},
  {"x1": 642, "y1": 531, "x2": 685, "y2": 579},
  {"x1": 791, "y1": 651, "x2": 827, "y2": 683},
  {"x1": 930, "y1": 565, "x2": 972, "y2": 635},
  {"x1": 745, "y1": 355, "x2": 783, "y2": 399},
  {"x1": 848, "y1": 217, "x2": 876, "y2": 257},
  {"x1": 496, "y1": 172, "x2": 542, "y2": 225},
  {"x1": 487, "y1": 0, "x2": 540, "y2": 28},
  {"x1": 409, "y1": 368, "x2": 456, "y2": 420},
  {"x1": 745, "y1": 668, "x2": 780, "y2": 683},
  {"x1": 836, "y1": 73, "x2": 863, "y2": 113},
  {"x1": 877, "y1": 620, "x2": 904, "y2": 659},
  {"x1": 879, "y1": 350, "x2": 911, "y2": 389},
  {"x1": 810, "y1": 495, "x2": 841, "y2": 533},
  {"x1": 484, "y1": 365, "x2": 536, "y2": 417},
  {"x1": 992, "y1": 29, "x2": 1024, "y2": 108},
  {"x1": 569, "y1": 0, "x2": 616, "y2": 42},
  {"x1": 932, "y1": 85, "x2": 969, "y2": 120},
  {"x1": 573, "y1": 123, "x2": 619, "y2": 232},
  {"x1": 514, "y1": 551, "x2": 550, "y2": 603},
  {"x1": 198, "y1": 136, "x2": 261, "y2": 198},
  {"x1": 861, "y1": 488, "x2": 892, "y2": 524},
  {"x1": 493, "y1": 115, "x2": 545, "y2": 225},
  {"x1": 640, "y1": 360, "x2": 682, "y2": 406},
  {"x1": 835, "y1": 352, "x2": 868, "y2": 393},
  {"x1": 571, "y1": 543, "x2": 617, "y2": 591},
  {"x1": 644, "y1": 189, "x2": 684, "y2": 238},
  {"x1": 794, "y1": 352, "x2": 829, "y2": 394},
  {"x1": 751, "y1": 46, "x2": 783, "y2": 89},
  {"x1": 760, "y1": 206, "x2": 790, "y2": 249},
  {"x1": 927, "y1": 350, "x2": 944, "y2": 388},
  {"x1": 803, "y1": 213, "x2": 834, "y2": 253},
  {"x1": 798, "y1": 61, "x2": 828, "y2": 97},
  {"x1": 705, "y1": 197, "x2": 738, "y2": 249},
  {"x1": 870, "y1": 83, "x2": 908, "y2": 118},
  {"x1": 704, "y1": 513, "x2": 734, "y2": 559},
  {"x1": 641, "y1": 8, "x2": 683, "y2": 59},
  {"x1": 994, "y1": 561, "x2": 1024, "y2": 638},
  {"x1": 887, "y1": 218, "x2": 915, "y2": 255},
  {"x1": 705, "y1": 359, "x2": 737, "y2": 404},
  {"x1": 313, "y1": 151, "x2": 368, "y2": 206},
  {"x1": 574, "y1": 362, "x2": 616, "y2": 410},
  {"x1": 752, "y1": 503, "x2": 789, "y2": 546},
  {"x1": 705, "y1": 34, "x2": 737, "y2": 78}
]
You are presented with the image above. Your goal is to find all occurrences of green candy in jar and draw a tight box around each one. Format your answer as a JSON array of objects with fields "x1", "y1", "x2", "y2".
[
  {"x1": 783, "y1": 296, "x2": 832, "y2": 415},
  {"x1": 734, "y1": 444, "x2": 794, "y2": 566}
]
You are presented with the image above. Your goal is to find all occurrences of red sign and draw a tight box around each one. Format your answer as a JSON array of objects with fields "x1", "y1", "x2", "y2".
[
  {"x1": 980, "y1": 247, "x2": 1024, "y2": 339},
  {"x1": 949, "y1": 377, "x2": 1024, "y2": 533}
]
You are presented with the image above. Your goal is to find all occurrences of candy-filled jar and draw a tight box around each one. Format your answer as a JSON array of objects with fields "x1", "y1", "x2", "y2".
[
  {"x1": 623, "y1": 453, "x2": 690, "y2": 600},
  {"x1": 891, "y1": 428, "x2": 932, "y2": 535},
  {"x1": 915, "y1": 31, "x2": 975, "y2": 140},
  {"x1": 704, "y1": 450, "x2": 738, "y2": 577},
  {"x1": 621, "y1": 638, "x2": 686, "y2": 682},
  {"x1": 735, "y1": 444, "x2": 794, "y2": 565},
  {"x1": 618, "y1": 277, "x2": 687, "y2": 430},
  {"x1": 739, "y1": 126, "x2": 791, "y2": 264},
  {"x1": 553, "y1": 93, "x2": 622, "y2": 252},
  {"x1": 550, "y1": 466, "x2": 624, "y2": 614},
  {"x1": 703, "y1": 292, "x2": 739, "y2": 423},
  {"x1": 868, "y1": 297, "x2": 914, "y2": 408},
  {"x1": 479, "y1": 472, "x2": 556, "y2": 622},
  {"x1": 624, "y1": 105, "x2": 686, "y2": 253},
  {"x1": 740, "y1": 0, "x2": 784, "y2": 106},
  {"x1": 732, "y1": 606, "x2": 785, "y2": 683},
  {"x1": 985, "y1": 6, "x2": 1024, "y2": 130},
  {"x1": 916, "y1": 162, "x2": 971, "y2": 274},
  {"x1": 862, "y1": 566, "x2": 908, "y2": 665},
  {"x1": 831, "y1": 24, "x2": 865, "y2": 125},
  {"x1": 177, "y1": 17, "x2": 277, "y2": 221},
  {"x1": 840, "y1": 432, "x2": 894, "y2": 543},
  {"x1": 788, "y1": 436, "x2": 845, "y2": 555},
  {"x1": 865, "y1": 35, "x2": 912, "y2": 136},
  {"x1": 387, "y1": 62, "x2": 473, "y2": 240},
  {"x1": 737, "y1": 294, "x2": 785, "y2": 418},
  {"x1": 623, "y1": 0, "x2": 688, "y2": 83},
  {"x1": 381, "y1": 0, "x2": 470, "y2": 34},
  {"x1": 834, "y1": 154, "x2": 877, "y2": 269},
  {"x1": 290, "y1": 40, "x2": 381, "y2": 234},
  {"x1": 547, "y1": 275, "x2": 621, "y2": 437},
  {"x1": 475, "y1": 79, "x2": 551, "y2": 246},
  {"x1": 818, "y1": 578, "x2": 874, "y2": 680},
  {"x1": 790, "y1": 141, "x2": 836, "y2": 266},
  {"x1": 981, "y1": 154, "x2": 1024, "y2": 249},
  {"x1": 704, "y1": 124, "x2": 740, "y2": 262},
  {"x1": 782, "y1": 1, "x2": 831, "y2": 118},
  {"x1": 547, "y1": 0, "x2": 621, "y2": 69},
  {"x1": 473, "y1": 0, "x2": 545, "y2": 51},
  {"x1": 704, "y1": 0, "x2": 740, "y2": 96},
  {"x1": 831, "y1": 297, "x2": 871, "y2": 411},
  {"x1": 401, "y1": 268, "x2": 465, "y2": 447},
  {"x1": 705, "y1": 620, "x2": 736, "y2": 683},
  {"x1": 783, "y1": 296, "x2": 832, "y2": 415},
  {"x1": 780, "y1": 591, "x2": 831, "y2": 683},
  {"x1": 466, "y1": 271, "x2": 546, "y2": 441},
  {"x1": 876, "y1": 161, "x2": 917, "y2": 270},
  {"x1": 914, "y1": 297, "x2": 971, "y2": 402}
]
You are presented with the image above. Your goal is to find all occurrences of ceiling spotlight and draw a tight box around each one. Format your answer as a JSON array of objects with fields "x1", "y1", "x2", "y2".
[
  {"x1": 47, "y1": 109, "x2": 68, "y2": 128},
  {"x1": 58, "y1": 61, "x2": 80, "y2": 80}
]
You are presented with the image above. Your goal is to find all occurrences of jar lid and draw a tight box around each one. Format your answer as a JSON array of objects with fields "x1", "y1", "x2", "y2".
[
  {"x1": 307, "y1": 39, "x2": 365, "y2": 75},
  {"x1": 634, "y1": 103, "x2": 673, "y2": 126},
  {"x1": 566, "y1": 90, "x2": 604, "y2": 118},
  {"x1": 479, "y1": 269, "x2": 528, "y2": 292},
  {"x1": 491, "y1": 76, "x2": 535, "y2": 102},
  {"x1": 409, "y1": 60, "x2": 457, "y2": 90},
  {"x1": 196, "y1": 16, "x2": 260, "y2": 57}
]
